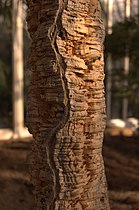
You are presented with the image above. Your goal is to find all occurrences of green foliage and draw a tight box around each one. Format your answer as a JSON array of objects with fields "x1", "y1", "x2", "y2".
[
  {"x1": 0, "y1": 0, "x2": 30, "y2": 127},
  {"x1": 105, "y1": 16, "x2": 139, "y2": 117},
  {"x1": 105, "y1": 17, "x2": 139, "y2": 57},
  {"x1": 0, "y1": 0, "x2": 12, "y2": 127}
]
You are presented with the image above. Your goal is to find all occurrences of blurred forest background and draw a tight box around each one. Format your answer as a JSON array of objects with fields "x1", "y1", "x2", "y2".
[
  {"x1": 0, "y1": 0, "x2": 29, "y2": 128},
  {"x1": 0, "y1": 0, "x2": 139, "y2": 127},
  {"x1": 105, "y1": 17, "x2": 139, "y2": 119}
]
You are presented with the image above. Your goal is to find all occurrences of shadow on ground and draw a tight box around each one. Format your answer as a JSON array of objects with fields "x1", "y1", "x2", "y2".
[
  {"x1": 0, "y1": 140, "x2": 34, "y2": 210},
  {"x1": 104, "y1": 135, "x2": 139, "y2": 210},
  {"x1": 0, "y1": 136, "x2": 139, "y2": 210}
]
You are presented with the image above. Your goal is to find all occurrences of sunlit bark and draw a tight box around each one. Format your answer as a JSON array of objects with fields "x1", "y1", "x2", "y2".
[{"x1": 27, "y1": 0, "x2": 110, "y2": 209}]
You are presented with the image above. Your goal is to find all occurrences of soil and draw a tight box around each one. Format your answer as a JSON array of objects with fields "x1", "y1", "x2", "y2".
[
  {"x1": 103, "y1": 135, "x2": 139, "y2": 210},
  {"x1": 0, "y1": 135, "x2": 139, "y2": 210},
  {"x1": 0, "y1": 139, "x2": 34, "y2": 210}
]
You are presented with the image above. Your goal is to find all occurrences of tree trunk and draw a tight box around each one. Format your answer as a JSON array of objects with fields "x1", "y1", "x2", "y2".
[{"x1": 27, "y1": 0, "x2": 110, "y2": 209}]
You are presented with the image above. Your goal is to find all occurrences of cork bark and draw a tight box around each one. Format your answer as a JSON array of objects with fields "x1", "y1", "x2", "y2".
[{"x1": 27, "y1": 0, "x2": 110, "y2": 209}]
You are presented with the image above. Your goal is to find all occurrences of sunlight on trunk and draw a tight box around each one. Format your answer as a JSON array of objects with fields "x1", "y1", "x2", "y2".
[{"x1": 27, "y1": 0, "x2": 110, "y2": 209}]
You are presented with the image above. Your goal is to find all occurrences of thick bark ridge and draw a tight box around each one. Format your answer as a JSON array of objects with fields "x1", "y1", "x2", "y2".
[{"x1": 27, "y1": 0, "x2": 110, "y2": 209}]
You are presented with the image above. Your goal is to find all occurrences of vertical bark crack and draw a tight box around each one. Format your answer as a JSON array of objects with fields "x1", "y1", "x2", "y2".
[{"x1": 47, "y1": 0, "x2": 70, "y2": 208}]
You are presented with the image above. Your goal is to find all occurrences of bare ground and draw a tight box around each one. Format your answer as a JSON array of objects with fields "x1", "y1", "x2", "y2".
[
  {"x1": 103, "y1": 135, "x2": 139, "y2": 210},
  {"x1": 0, "y1": 135, "x2": 139, "y2": 210},
  {"x1": 0, "y1": 139, "x2": 34, "y2": 210}
]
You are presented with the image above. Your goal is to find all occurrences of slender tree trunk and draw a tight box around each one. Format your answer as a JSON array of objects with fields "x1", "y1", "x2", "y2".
[
  {"x1": 27, "y1": 0, "x2": 110, "y2": 209},
  {"x1": 12, "y1": 0, "x2": 24, "y2": 138}
]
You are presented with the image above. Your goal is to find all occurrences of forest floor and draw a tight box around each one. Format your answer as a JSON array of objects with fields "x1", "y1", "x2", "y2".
[
  {"x1": 104, "y1": 134, "x2": 139, "y2": 210},
  {"x1": 0, "y1": 134, "x2": 139, "y2": 210}
]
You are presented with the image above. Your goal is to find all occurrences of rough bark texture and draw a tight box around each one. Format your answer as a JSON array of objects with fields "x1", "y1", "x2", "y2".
[{"x1": 27, "y1": 0, "x2": 110, "y2": 209}]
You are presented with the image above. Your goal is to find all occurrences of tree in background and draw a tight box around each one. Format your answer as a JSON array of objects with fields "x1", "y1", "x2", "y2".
[
  {"x1": 0, "y1": 0, "x2": 30, "y2": 128},
  {"x1": 27, "y1": 0, "x2": 109, "y2": 209},
  {"x1": 105, "y1": 16, "x2": 139, "y2": 118}
]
